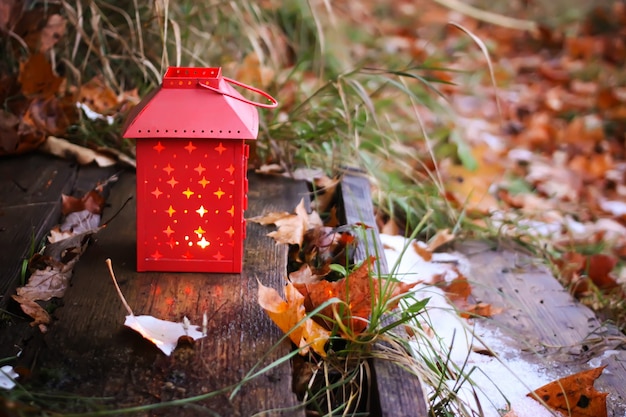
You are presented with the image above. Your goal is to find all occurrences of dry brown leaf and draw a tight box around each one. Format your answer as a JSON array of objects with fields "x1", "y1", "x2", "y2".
[
  {"x1": 62, "y1": 190, "x2": 105, "y2": 216},
  {"x1": 16, "y1": 264, "x2": 71, "y2": 302},
  {"x1": 11, "y1": 295, "x2": 51, "y2": 332},
  {"x1": 528, "y1": 366, "x2": 608, "y2": 417},
  {"x1": 39, "y1": 14, "x2": 66, "y2": 53},
  {"x1": 18, "y1": 53, "x2": 63, "y2": 98},
  {"x1": 78, "y1": 76, "x2": 120, "y2": 114},
  {"x1": 426, "y1": 229, "x2": 455, "y2": 252},
  {"x1": 460, "y1": 302, "x2": 503, "y2": 319},
  {"x1": 40, "y1": 136, "x2": 116, "y2": 166},
  {"x1": 257, "y1": 280, "x2": 330, "y2": 356}
]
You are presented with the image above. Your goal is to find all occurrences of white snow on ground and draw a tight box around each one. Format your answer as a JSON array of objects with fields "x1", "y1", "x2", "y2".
[{"x1": 381, "y1": 234, "x2": 556, "y2": 417}]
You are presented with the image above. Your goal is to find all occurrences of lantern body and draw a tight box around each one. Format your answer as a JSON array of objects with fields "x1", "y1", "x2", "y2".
[{"x1": 123, "y1": 67, "x2": 257, "y2": 273}]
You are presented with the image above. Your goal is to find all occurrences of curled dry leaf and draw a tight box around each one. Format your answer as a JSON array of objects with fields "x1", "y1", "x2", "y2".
[
  {"x1": 251, "y1": 198, "x2": 323, "y2": 247},
  {"x1": 62, "y1": 190, "x2": 106, "y2": 215},
  {"x1": 257, "y1": 280, "x2": 330, "y2": 356},
  {"x1": 40, "y1": 136, "x2": 116, "y2": 166},
  {"x1": 11, "y1": 295, "x2": 50, "y2": 332}
]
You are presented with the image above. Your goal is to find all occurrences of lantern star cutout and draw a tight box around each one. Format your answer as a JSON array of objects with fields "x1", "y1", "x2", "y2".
[
  {"x1": 197, "y1": 237, "x2": 210, "y2": 249},
  {"x1": 166, "y1": 205, "x2": 176, "y2": 217},
  {"x1": 227, "y1": 206, "x2": 235, "y2": 217},
  {"x1": 167, "y1": 177, "x2": 179, "y2": 188},
  {"x1": 196, "y1": 205, "x2": 208, "y2": 217},
  {"x1": 184, "y1": 142, "x2": 197, "y2": 153},
  {"x1": 194, "y1": 226, "x2": 206, "y2": 237},
  {"x1": 151, "y1": 187, "x2": 163, "y2": 198},
  {"x1": 215, "y1": 142, "x2": 227, "y2": 155},
  {"x1": 214, "y1": 188, "x2": 225, "y2": 199},
  {"x1": 213, "y1": 251, "x2": 225, "y2": 261},
  {"x1": 163, "y1": 164, "x2": 175, "y2": 175},
  {"x1": 198, "y1": 177, "x2": 210, "y2": 188},
  {"x1": 194, "y1": 164, "x2": 206, "y2": 175},
  {"x1": 163, "y1": 226, "x2": 175, "y2": 237},
  {"x1": 226, "y1": 164, "x2": 235, "y2": 175},
  {"x1": 151, "y1": 250, "x2": 163, "y2": 260},
  {"x1": 225, "y1": 226, "x2": 235, "y2": 238},
  {"x1": 153, "y1": 142, "x2": 165, "y2": 153},
  {"x1": 183, "y1": 188, "x2": 194, "y2": 199}
]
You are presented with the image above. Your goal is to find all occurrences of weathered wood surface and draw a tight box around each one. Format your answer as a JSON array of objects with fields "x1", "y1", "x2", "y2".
[
  {"x1": 340, "y1": 173, "x2": 428, "y2": 417},
  {"x1": 457, "y1": 241, "x2": 626, "y2": 416},
  {"x1": 33, "y1": 171, "x2": 306, "y2": 416},
  {"x1": 0, "y1": 153, "x2": 117, "y2": 310}
]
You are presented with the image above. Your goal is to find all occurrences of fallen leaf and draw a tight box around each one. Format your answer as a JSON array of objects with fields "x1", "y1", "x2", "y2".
[
  {"x1": 295, "y1": 258, "x2": 417, "y2": 334},
  {"x1": 78, "y1": 75, "x2": 119, "y2": 114},
  {"x1": 460, "y1": 302, "x2": 503, "y2": 319},
  {"x1": 528, "y1": 366, "x2": 608, "y2": 417},
  {"x1": 62, "y1": 190, "x2": 106, "y2": 215},
  {"x1": 124, "y1": 315, "x2": 205, "y2": 356},
  {"x1": 18, "y1": 53, "x2": 63, "y2": 98},
  {"x1": 39, "y1": 14, "x2": 66, "y2": 53},
  {"x1": 11, "y1": 295, "x2": 51, "y2": 332},
  {"x1": 0, "y1": 366, "x2": 19, "y2": 390},
  {"x1": 257, "y1": 280, "x2": 330, "y2": 356},
  {"x1": 40, "y1": 136, "x2": 116, "y2": 166},
  {"x1": 16, "y1": 263, "x2": 71, "y2": 302},
  {"x1": 253, "y1": 199, "x2": 323, "y2": 247},
  {"x1": 426, "y1": 229, "x2": 455, "y2": 252}
]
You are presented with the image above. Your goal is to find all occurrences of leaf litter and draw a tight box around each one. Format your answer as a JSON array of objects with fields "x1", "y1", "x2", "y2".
[
  {"x1": 254, "y1": 173, "x2": 613, "y2": 416},
  {"x1": 11, "y1": 175, "x2": 118, "y2": 332}
]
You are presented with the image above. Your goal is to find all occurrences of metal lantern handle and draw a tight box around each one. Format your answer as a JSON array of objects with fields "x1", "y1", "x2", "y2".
[{"x1": 197, "y1": 77, "x2": 278, "y2": 109}]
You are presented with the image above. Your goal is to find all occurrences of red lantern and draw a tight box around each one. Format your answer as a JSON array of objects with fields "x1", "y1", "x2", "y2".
[{"x1": 122, "y1": 67, "x2": 277, "y2": 273}]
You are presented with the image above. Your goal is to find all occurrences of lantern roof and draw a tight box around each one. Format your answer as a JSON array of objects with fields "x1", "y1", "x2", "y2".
[{"x1": 122, "y1": 67, "x2": 259, "y2": 140}]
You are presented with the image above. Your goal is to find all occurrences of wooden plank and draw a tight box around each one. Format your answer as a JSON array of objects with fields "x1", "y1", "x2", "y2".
[
  {"x1": 339, "y1": 172, "x2": 428, "y2": 417},
  {"x1": 457, "y1": 241, "x2": 626, "y2": 416},
  {"x1": 36, "y1": 171, "x2": 306, "y2": 416},
  {"x1": 0, "y1": 154, "x2": 76, "y2": 309}
]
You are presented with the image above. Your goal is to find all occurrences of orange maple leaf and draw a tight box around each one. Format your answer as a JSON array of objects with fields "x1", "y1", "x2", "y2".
[{"x1": 257, "y1": 280, "x2": 330, "y2": 356}]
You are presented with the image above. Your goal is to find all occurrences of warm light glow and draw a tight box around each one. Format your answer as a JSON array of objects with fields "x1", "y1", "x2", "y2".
[
  {"x1": 198, "y1": 177, "x2": 210, "y2": 188},
  {"x1": 194, "y1": 164, "x2": 206, "y2": 175},
  {"x1": 196, "y1": 205, "x2": 208, "y2": 217},
  {"x1": 163, "y1": 164, "x2": 174, "y2": 175},
  {"x1": 214, "y1": 188, "x2": 225, "y2": 199},
  {"x1": 182, "y1": 187, "x2": 194, "y2": 199},
  {"x1": 151, "y1": 187, "x2": 163, "y2": 198},
  {"x1": 197, "y1": 237, "x2": 210, "y2": 249},
  {"x1": 194, "y1": 226, "x2": 206, "y2": 237},
  {"x1": 166, "y1": 205, "x2": 176, "y2": 217},
  {"x1": 167, "y1": 177, "x2": 179, "y2": 188}
]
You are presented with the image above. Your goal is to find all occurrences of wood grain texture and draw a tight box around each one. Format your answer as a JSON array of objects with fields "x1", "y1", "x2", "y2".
[
  {"x1": 340, "y1": 172, "x2": 428, "y2": 417},
  {"x1": 39, "y1": 171, "x2": 306, "y2": 416},
  {"x1": 457, "y1": 241, "x2": 626, "y2": 416}
]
